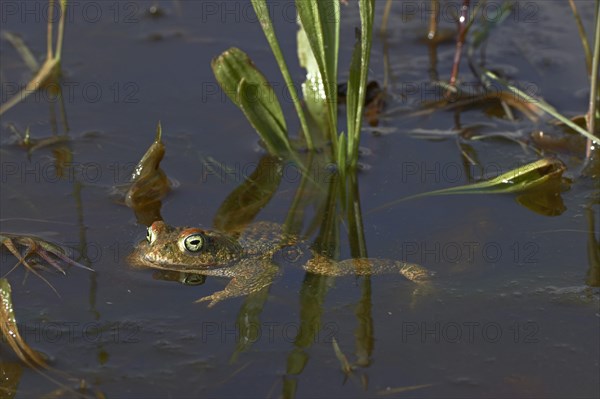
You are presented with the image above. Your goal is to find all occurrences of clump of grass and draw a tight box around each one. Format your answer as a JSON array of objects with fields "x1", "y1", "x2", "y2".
[
  {"x1": 212, "y1": 0, "x2": 375, "y2": 174},
  {"x1": 0, "y1": 0, "x2": 67, "y2": 116}
]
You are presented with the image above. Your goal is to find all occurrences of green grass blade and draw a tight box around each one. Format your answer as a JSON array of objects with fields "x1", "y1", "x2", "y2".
[
  {"x1": 581, "y1": 0, "x2": 600, "y2": 176},
  {"x1": 298, "y1": 17, "x2": 329, "y2": 137},
  {"x1": 337, "y1": 132, "x2": 347, "y2": 184},
  {"x1": 251, "y1": 0, "x2": 313, "y2": 150},
  {"x1": 346, "y1": 0, "x2": 375, "y2": 168},
  {"x1": 212, "y1": 47, "x2": 290, "y2": 156},
  {"x1": 55, "y1": 0, "x2": 67, "y2": 61},
  {"x1": 587, "y1": 0, "x2": 600, "y2": 140},
  {"x1": 347, "y1": 171, "x2": 367, "y2": 259},
  {"x1": 1, "y1": 32, "x2": 40, "y2": 71},
  {"x1": 371, "y1": 158, "x2": 566, "y2": 212},
  {"x1": 296, "y1": 0, "x2": 340, "y2": 149},
  {"x1": 238, "y1": 78, "x2": 291, "y2": 156},
  {"x1": 346, "y1": 36, "x2": 362, "y2": 170}
]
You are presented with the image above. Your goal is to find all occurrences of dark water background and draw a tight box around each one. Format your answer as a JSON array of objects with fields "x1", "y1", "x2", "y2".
[{"x1": 1, "y1": 1, "x2": 598, "y2": 397}]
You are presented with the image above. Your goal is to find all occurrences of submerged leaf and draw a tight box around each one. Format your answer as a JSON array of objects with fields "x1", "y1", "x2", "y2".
[
  {"x1": 531, "y1": 131, "x2": 586, "y2": 155},
  {"x1": 586, "y1": 206, "x2": 600, "y2": 287},
  {"x1": 231, "y1": 285, "x2": 271, "y2": 362},
  {"x1": 213, "y1": 155, "x2": 283, "y2": 232},
  {"x1": 332, "y1": 337, "x2": 353, "y2": 375},
  {"x1": 516, "y1": 189, "x2": 567, "y2": 216},
  {"x1": 0, "y1": 361, "x2": 23, "y2": 397}
]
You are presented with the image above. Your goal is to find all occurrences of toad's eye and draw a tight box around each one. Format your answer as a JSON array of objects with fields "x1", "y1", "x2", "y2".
[
  {"x1": 146, "y1": 227, "x2": 157, "y2": 244},
  {"x1": 183, "y1": 233, "x2": 204, "y2": 252}
]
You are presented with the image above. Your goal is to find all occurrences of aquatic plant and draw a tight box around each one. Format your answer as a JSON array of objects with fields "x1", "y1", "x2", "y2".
[
  {"x1": 212, "y1": 0, "x2": 375, "y2": 175},
  {"x1": 0, "y1": 0, "x2": 68, "y2": 116}
]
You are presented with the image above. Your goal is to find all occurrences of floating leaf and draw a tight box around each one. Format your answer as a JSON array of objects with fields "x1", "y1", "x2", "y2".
[{"x1": 378, "y1": 383, "x2": 434, "y2": 396}]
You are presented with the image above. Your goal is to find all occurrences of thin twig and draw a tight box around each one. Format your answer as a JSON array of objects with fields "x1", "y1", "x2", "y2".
[
  {"x1": 55, "y1": 0, "x2": 67, "y2": 61},
  {"x1": 448, "y1": 0, "x2": 470, "y2": 92},
  {"x1": 380, "y1": 0, "x2": 393, "y2": 36},
  {"x1": 428, "y1": 0, "x2": 439, "y2": 40},
  {"x1": 47, "y1": 0, "x2": 54, "y2": 59}
]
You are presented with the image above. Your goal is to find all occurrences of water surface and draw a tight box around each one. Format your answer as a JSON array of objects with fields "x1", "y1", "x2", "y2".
[{"x1": 0, "y1": 1, "x2": 598, "y2": 397}]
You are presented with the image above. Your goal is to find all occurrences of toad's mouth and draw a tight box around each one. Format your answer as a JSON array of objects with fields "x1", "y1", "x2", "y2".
[{"x1": 128, "y1": 245, "x2": 226, "y2": 271}]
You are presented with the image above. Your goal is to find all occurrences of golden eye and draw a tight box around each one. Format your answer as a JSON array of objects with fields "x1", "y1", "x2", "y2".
[
  {"x1": 146, "y1": 226, "x2": 157, "y2": 244},
  {"x1": 183, "y1": 233, "x2": 204, "y2": 252}
]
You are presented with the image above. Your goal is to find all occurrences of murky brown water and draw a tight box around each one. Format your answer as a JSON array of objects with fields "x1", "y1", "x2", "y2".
[{"x1": 1, "y1": 1, "x2": 598, "y2": 397}]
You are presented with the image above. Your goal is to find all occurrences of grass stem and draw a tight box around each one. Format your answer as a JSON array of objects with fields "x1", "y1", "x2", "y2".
[
  {"x1": 569, "y1": 0, "x2": 592, "y2": 75},
  {"x1": 251, "y1": 0, "x2": 313, "y2": 150}
]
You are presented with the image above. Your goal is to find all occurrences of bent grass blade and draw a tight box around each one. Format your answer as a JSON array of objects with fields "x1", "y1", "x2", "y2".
[
  {"x1": 370, "y1": 158, "x2": 567, "y2": 213},
  {"x1": 251, "y1": 0, "x2": 313, "y2": 150},
  {"x1": 0, "y1": 0, "x2": 67, "y2": 116},
  {"x1": 485, "y1": 71, "x2": 600, "y2": 146},
  {"x1": 212, "y1": 47, "x2": 291, "y2": 157},
  {"x1": 0, "y1": 278, "x2": 48, "y2": 369},
  {"x1": 238, "y1": 78, "x2": 291, "y2": 156}
]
